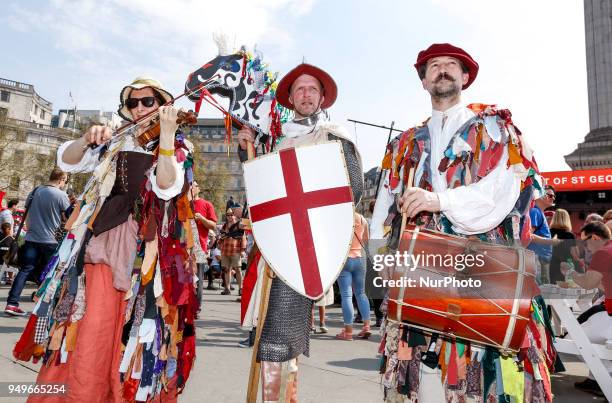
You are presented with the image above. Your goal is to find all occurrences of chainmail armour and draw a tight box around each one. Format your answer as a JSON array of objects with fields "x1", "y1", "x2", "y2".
[
  {"x1": 330, "y1": 134, "x2": 363, "y2": 205},
  {"x1": 257, "y1": 278, "x2": 313, "y2": 362},
  {"x1": 257, "y1": 125, "x2": 364, "y2": 363}
]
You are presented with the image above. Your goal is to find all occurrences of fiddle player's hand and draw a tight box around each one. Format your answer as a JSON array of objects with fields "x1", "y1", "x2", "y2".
[
  {"x1": 237, "y1": 127, "x2": 255, "y2": 150},
  {"x1": 159, "y1": 105, "x2": 180, "y2": 139},
  {"x1": 82, "y1": 125, "x2": 112, "y2": 146},
  {"x1": 398, "y1": 187, "x2": 441, "y2": 218}
]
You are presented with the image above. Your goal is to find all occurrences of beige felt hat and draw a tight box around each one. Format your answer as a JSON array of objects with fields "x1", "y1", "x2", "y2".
[{"x1": 117, "y1": 76, "x2": 174, "y2": 121}]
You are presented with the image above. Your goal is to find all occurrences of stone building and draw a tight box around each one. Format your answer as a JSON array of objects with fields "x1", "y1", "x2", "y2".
[
  {"x1": 0, "y1": 77, "x2": 53, "y2": 126},
  {"x1": 361, "y1": 166, "x2": 380, "y2": 216},
  {"x1": 0, "y1": 78, "x2": 75, "y2": 203},
  {"x1": 185, "y1": 118, "x2": 245, "y2": 214},
  {"x1": 52, "y1": 109, "x2": 123, "y2": 131},
  {"x1": 565, "y1": 0, "x2": 612, "y2": 169}
]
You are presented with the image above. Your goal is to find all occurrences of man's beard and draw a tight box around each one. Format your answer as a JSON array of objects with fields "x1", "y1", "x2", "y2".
[
  {"x1": 295, "y1": 102, "x2": 317, "y2": 117},
  {"x1": 430, "y1": 73, "x2": 461, "y2": 99}
]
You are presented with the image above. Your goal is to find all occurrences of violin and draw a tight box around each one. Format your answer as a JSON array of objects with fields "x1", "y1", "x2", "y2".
[{"x1": 135, "y1": 110, "x2": 198, "y2": 147}]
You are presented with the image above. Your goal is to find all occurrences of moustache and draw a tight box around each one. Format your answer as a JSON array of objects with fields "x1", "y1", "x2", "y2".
[{"x1": 434, "y1": 73, "x2": 455, "y2": 83}]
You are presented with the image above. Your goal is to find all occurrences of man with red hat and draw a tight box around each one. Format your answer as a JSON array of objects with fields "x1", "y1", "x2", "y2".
[
  {"x1": 371, "y1": 44, "x2": 556, "y2": 402},
  {"x1": 237, "y1": 64, "x2": 364, "y2": 402}
]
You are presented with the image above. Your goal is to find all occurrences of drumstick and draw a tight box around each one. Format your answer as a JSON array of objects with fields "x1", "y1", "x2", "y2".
[{"x1": 399, "y1": 167, "x2": 415, "y2": 238}]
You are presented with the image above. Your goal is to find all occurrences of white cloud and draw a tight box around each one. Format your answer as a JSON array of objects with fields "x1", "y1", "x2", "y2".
[{"x1": 2, "y1": 0, "x2": 315, "y2": 113}]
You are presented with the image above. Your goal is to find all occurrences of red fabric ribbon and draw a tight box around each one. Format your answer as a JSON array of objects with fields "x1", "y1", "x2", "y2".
[{"x1": 446, "y1": 342, "x2": 459, "y2": 386}]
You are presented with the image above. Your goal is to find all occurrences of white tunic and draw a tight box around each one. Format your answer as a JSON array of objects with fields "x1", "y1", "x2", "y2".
[{"x1": 370, "y1": 103, "x2": 520, "y2": 238}]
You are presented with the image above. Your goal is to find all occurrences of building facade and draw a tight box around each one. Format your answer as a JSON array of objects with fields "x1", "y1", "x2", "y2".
[
  {"x1": 185, "y1": 118, "x2": 245, "y2": 214},
  {"x1": 361, "y1": 166, "x2": 379, "y2": 216},
  {"x1": 0, "y1": 77, "x2": 53, "y2": 126},
  {"x1": 52, "y1": 109, "x2": 123, "y2": 131},
  {"x1": 0, "y1": 77, "x2": 75, "y2": 204}
]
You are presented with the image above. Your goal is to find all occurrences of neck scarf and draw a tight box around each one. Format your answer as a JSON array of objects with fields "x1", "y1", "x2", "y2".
[{"x1": 282, "y1": 109, "x2": 329, "y2": 138}]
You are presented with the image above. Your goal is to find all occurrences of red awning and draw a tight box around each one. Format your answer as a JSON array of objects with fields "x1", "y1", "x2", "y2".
[{"x1": 541, "y1": 168, "x2": 612, "y2": 192}]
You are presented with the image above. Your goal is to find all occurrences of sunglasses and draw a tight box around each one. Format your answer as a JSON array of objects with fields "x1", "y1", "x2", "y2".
[{"x1": 125, "y1": 96, "x2": 157, "y2": 109}]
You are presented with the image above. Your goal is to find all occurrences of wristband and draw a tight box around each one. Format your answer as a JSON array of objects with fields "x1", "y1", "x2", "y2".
[{"x1": 158, "y1": 147, "x2": 175, "y2": 157}]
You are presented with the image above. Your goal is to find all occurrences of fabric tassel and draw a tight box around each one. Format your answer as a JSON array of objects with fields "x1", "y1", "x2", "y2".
[
  {"x1": 225, "y1": 113, "x2": 233, "y2": 157},
  {"x1": 122, "y1": 376, "x2": 140, "y2": 402},
  {"x1": 161, "y1": 201, "x2": 169, "y2": 238},
  {"x1": 13, "y1": 314, "x2": 38, "y2": 361},
  {"x1": 447, "y1": 342, "x2": 459, "y2": 387}
]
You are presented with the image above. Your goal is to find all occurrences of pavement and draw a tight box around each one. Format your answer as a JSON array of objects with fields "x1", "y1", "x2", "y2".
[{"x1": 0, "y1": 282, "x2": 607, "y2": 402}]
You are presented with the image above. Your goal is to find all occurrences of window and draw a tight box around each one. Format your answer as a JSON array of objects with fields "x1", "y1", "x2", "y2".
[
  {"x1": 34, "y1": 105, "x2": 38, "y2": 115},
  {"x1": 0, "y1": 107, "x2": 7, "y2": 120},
  {"x1": 13, "y1": 150, "x2": 24, "y2": 161},
  {"x1": 0, "y1": 90, "x2": 9, "y2": 102},
  {"x1": 207, "y1": 145, "x2": 213, "y2": 152},
  {"x1": 9, "y1": 176, "x2": 20, "y2": 191},
  {"x1": 40, "y1": 109, "x2": 45, "y2": 119}
]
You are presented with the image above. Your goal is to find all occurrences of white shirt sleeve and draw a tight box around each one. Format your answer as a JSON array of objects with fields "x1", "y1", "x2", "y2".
[
  {"x1": 148, "y1": 159, "x2": 185, "y2": 201},
  {"x1": 436, "y1": 147, "x2": 520, "y2": 235},
  {"x1": 56, "y1": 140, "x2": 101, "y2": 173},
  {"x1": 370, "y1": 171, "x2": 395, "y2": 240}
]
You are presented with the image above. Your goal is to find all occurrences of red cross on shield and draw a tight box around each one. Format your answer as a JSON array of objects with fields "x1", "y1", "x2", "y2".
[{"x1": 243, "y1": 141, "x2": 355, "y2": 300}]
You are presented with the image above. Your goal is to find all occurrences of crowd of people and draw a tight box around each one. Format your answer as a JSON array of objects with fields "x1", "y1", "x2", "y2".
[{"x1": 527, "y1": 186, "x2": 612, "y2": 396}]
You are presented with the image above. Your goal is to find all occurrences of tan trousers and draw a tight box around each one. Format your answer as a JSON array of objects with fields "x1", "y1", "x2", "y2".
[{"x1": 261, "y1": 359, "x2": 299, "y2": 403}]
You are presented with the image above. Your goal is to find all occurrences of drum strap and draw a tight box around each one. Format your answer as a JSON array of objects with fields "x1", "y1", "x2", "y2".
[
  {"x1": 396, "y1": 227, "x2": 420, "y2": 323},
  {"x1": 502, "y1": 247, "x2": 525, "y2": 350}
]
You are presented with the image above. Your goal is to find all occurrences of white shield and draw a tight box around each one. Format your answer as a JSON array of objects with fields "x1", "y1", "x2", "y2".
[{"x1": 243, "y1": 141, "x2": 355, "y2": 300}]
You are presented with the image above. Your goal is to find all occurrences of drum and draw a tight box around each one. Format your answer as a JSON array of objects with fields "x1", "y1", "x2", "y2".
[{"x1": 386, "y1": 224, "x2": 539, "y2": 351}]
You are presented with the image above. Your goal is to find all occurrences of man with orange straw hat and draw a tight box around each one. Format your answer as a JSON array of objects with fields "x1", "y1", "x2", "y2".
[{"x1": 238, "y1": 63, "x2": 364, "y2": 402}]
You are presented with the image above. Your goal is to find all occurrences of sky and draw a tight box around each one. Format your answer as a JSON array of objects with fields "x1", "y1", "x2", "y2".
[{"x1": 1, "y1": 0, "x2": 589, "y2": 173}]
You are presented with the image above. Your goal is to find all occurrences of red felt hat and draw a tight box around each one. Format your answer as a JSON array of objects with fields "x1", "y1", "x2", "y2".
[
  {"x1": 276, "y1": 63, "x2": 337, "y2": 110},
  {"x1": 414, "y1": 43, "x2": 479, "y2": 89}
]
